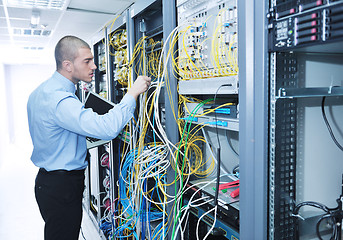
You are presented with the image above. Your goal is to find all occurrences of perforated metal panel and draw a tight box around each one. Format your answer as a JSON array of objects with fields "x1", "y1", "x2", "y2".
[
  {"x1": 273, "y1": 99, "x2": 297, "y2": 239},
  {"x1": 269, "y1": 52, "x2": 298, "y2": 240}
]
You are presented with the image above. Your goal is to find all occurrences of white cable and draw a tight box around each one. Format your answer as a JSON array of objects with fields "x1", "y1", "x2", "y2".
[
  {"x1": 172, "y1": 173, "x2": 233, "y2": 238},
  {"x1": 196, "y1": 206, "x2": 217, "y2": 240}
]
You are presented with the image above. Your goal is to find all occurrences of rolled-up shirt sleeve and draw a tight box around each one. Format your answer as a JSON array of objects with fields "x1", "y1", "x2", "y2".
[{"x1": 53, "y1": 93, "x2": 136, "y2": 140}]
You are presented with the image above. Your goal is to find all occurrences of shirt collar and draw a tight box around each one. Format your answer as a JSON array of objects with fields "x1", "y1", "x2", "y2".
[{"x1": 53, "y1": 71, "x2": 76, "y2": 93}]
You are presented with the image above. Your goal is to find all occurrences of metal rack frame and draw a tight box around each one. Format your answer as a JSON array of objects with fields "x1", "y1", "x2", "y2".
[{"x1": 238, "y1": 0, "x2": 269, "y2": 239}]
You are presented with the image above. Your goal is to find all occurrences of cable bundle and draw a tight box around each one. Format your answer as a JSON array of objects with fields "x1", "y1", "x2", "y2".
[
  {"x1": 99, "y1": 7, "x2": 240, "y2": 239},
  {"x1": 292, "y1": 199, "x2": 343, "y2": 240},
  {"x1": 115, "y1": 146, "x2": 166, "y2": 239}
]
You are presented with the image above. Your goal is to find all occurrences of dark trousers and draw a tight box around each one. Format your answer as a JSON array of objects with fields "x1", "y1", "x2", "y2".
[{"x1": 35, "y1": 168, "x2": 85, "y2": 240}]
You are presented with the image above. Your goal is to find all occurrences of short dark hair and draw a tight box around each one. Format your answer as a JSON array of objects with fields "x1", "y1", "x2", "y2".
[{"x1": 55, "y1": 36, "x2": 90, "y2": 70}]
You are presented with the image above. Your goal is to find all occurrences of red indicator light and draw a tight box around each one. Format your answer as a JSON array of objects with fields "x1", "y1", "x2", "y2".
[
  {"x1": 311, "y1": 21, "x2": 317, "y2": 26},
  {"x1": 290, "y1": 8, "x2": 295, "y2": 14},
  {"x1": 311, "y1": 35, "x2": 317, "y2": 41},
  {"x1": 317, "y1": 0, "x2": 322, "y2": 6},
  {"x1": 311, "y1": 28, "x2": 317, "y2": 33}
]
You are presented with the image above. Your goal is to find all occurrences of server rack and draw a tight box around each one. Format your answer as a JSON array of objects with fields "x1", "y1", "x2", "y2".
[
  {"x1": 82, "y1": 30, "x2": 112, "y2": 239},
  {"x1": 128, "y1": 1, "x2": 166, "y2": 238},
  {"x1": 175, "y1": 0, "x2": 241, "y2": 239},
  {"x1": 268, "y1": 1, "x2": 343, "y2": 239},
  {"x1": 105, "y1": 10, "x2": 131, "y2": 239},
  {"x1": 162, "y1": 0, "x2": 179, "y2": 238}
]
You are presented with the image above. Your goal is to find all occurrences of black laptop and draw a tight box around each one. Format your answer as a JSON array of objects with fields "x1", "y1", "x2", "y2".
[{"x1": 84, "y1": 91, "x2": 116, "y2": 149}]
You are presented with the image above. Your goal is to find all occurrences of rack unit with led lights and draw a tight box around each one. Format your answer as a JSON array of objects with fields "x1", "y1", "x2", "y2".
[{"x1": 269, "y1": 0, "x2": 343, "y2": 51}]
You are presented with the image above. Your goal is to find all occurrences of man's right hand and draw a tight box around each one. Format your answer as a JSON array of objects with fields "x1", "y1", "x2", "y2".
[{"x1": 127, "y1": 76, "x2": 151, "y2": 100}]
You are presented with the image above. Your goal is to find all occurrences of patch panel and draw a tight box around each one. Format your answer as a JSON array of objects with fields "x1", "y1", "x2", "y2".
[
  {"x1": 183, "y1": 114, "x2": 239, "y2": 131},
  {"x1": 178, "y1": 76, "x2": 239, "y2": 95},
  {"x1": 177, "y1": 0, "x2": 238, "y2": 83},
  {"x1": 183, "y1": 102, "x2": 239, "y2": 130},
  {"x1": 109, "y1": 28, "x2": 128, "y2": 104}
]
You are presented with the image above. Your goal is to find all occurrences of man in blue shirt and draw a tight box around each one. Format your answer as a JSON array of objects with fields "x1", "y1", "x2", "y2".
[{"x1": 27, "y1": 35, "x2": 151, "y2": 240}]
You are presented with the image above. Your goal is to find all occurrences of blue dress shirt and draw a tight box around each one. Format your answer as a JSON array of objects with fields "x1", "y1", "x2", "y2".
[{"x1": 27, "y1": 71, "x2": 136, "y2": 171}]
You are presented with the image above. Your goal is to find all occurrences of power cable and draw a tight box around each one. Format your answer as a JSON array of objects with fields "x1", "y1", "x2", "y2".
[
  {"x1": 321, "y1": 96, "x2": 343, "y2": 152},
  {"x1": 213, "y1": 84, "x2": 232, "y2": 206}
]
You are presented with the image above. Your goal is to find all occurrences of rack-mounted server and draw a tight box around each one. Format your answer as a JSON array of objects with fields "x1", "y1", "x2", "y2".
[{"x1": 269, "y1": 1, "x2": 343, "y2": 51}]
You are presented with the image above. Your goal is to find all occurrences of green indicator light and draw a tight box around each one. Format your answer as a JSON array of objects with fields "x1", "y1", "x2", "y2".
[{"x1": 288, "y1": 30, "x2": 293, "y2": 35}]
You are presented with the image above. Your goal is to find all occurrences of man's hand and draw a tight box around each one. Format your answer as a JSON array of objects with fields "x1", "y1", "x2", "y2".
[{"x1": 127, "y1": 76, "x2": 151, "y2": 100}]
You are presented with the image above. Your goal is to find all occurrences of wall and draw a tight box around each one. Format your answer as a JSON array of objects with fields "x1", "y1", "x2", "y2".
[
  {"x1": 0, "y1": 64, "x2": 55, "y2": 168},
  {"x1": 0, "y1": 63, "x2": 54, "y2": 240}
]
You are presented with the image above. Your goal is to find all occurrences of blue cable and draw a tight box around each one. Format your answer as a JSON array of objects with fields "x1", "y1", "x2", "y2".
[{"x1": 117, "y1": 146, "x2": 164, "y2": 238}]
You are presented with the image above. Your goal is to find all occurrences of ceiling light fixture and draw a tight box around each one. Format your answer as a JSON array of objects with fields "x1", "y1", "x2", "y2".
[
  {"x1": 31, "y1": 10, "x2": 40, "y2": 28},
  {"x1": 6, "y1": 0, "x2": 67, "y2": 10},
  {"x1": 12, "y1": 28, "x2": 52, "y2": 36}
]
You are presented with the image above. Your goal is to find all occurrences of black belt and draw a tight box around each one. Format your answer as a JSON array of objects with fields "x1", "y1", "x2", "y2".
[{"x1": 39, "y1": 168, "x2": 85, "y2": 176}]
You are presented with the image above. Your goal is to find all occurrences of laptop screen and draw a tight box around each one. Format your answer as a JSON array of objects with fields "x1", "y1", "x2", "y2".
[{"x1": 84, "y1": 92, "x2": 115, "y2": 115}]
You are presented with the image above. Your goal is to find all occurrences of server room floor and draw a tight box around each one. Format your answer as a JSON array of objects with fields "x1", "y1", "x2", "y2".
[{"x1": 0, "y1": 148, "x2": 101, "y2": 240}]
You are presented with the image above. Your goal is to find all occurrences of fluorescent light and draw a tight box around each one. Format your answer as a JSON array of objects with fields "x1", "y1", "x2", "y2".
[
  {"x1": 33, "y1": 29, "x2": 42, "y2": 35},
  {"x1": 23, "y1": 47, "x2": 45, "y2": 50},
  {"x1": 31, "y1": 10, "x2": 40, "y2": 27},
  {"x1": 13, "y1": 28, "x2": 21, "y2": 35},
  {"x1": 6, "y1": 0, "x2": 67, "y2": 10},
  {"x1": 12, "y1": 28, "x2": 52, "y2": 36},
  {"x1": 23, "y1": 29, "x2": 32, "y2": 35},
  {"x1": 42, "y1": 30, "x2": 51, "y2": 36}
]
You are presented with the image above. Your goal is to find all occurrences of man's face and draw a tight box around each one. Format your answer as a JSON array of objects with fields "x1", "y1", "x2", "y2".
[{"x1": 71, "y1": 47, "x2": 97, "y2": 83}]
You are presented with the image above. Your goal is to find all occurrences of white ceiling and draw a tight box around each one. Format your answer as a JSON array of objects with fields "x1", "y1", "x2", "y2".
[{"x1": 0, "y1": 0, "x2": 135, "y2": 64}]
